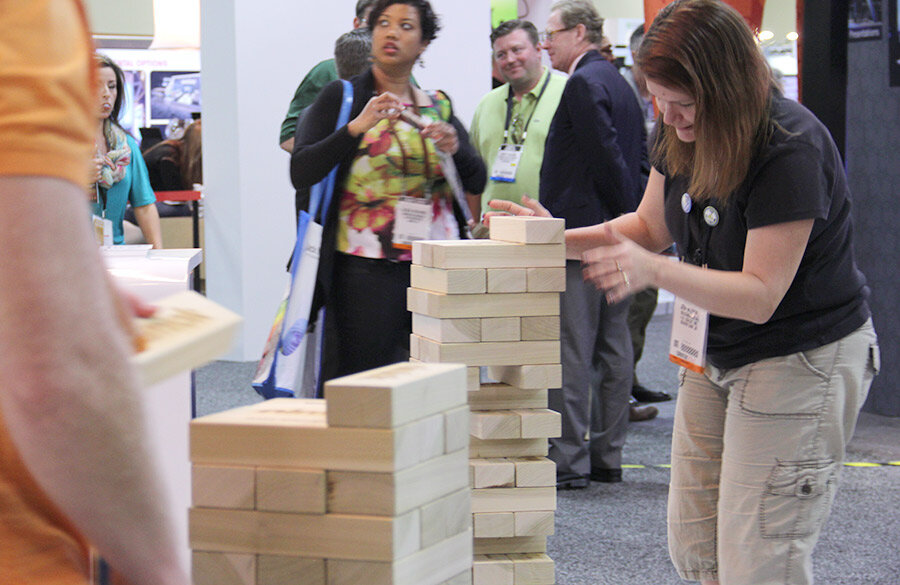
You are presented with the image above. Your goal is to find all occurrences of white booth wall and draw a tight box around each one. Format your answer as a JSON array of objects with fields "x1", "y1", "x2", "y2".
[{"x1": 202, "y1": 0, "x2": 491, "y2": 360}]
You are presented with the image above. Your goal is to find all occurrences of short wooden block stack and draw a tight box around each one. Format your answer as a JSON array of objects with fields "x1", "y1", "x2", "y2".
[
  {"x1": 408, "y1": 217, "x2": 564, "y2": 585},
  {"x1": 190, "y1": 362, "x2": 473, "y2": 585}
]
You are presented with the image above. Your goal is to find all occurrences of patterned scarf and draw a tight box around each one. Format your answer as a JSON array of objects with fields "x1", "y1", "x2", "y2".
[{"x1": 98, "y1": 120, "x2": 131, "y2": 189}]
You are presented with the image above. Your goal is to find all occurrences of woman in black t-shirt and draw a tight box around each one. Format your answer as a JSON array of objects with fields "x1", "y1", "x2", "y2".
[{"x1": 488, "y1": 1, "x2": 879, "y2": 583}]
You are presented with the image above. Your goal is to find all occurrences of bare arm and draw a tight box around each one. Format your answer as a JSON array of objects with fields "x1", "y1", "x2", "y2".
[
  {"x1": 280, "y1": 137, "x2": 294, "y2": 152},
  {"x1": 133, "y1": 202, "x2": 163, "y2": 248},
  {"x1": 0, "y1": 177, "x2": 188, "y2": 585}
]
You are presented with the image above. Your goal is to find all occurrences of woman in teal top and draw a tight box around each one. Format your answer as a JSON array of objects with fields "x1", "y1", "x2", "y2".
[{"x1": 92, "y1": 54, "x2": 161, "y2": 247}]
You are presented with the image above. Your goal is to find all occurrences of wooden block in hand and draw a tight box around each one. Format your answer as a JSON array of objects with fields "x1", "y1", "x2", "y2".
[
  {"x1": 471, "y1": 486, "x2": 556, "y2": 513},
  {"x1": 526, "y1": 267, "x2": 566, "y2": 292},
  {"x1": 481, "y1": 317, "x2": 520, "y2": 342},
  {"x1": 325, "y1": 362, "x2": 466, "y2": 429},
  {"x1": 487, "y1": 268, "x2": 527, "y2": 293},
  {"x1": 133, "y1": 290, "x2": 241, "y2": 386},
  {"x1": 486, "y1": 364, "x2": 562, "y2": 390},
  {"x1": 412, "y1": 239, "x2": 565, "y2": 269},
  {"x1": 414, "y1": 337, "x2": 560, "y2": 367},
  {"x1": 256, "y1": 467, "x2": 326, "y2": 514},
  {"x1": 517, "y1": 409, "x2": 562, "y2": 439},
  {"x1": 489, "y1": 216, "x2": 565, "y2": 244},
  {"x1": 192, "y1": 551, "x2": 255, "y2": 585},
  {"x1": 192, "y1": 464, "x2": 255, "y2": 510},
  {"x1": 408, "y1": 288, "x2": 560, "y2": 319},
  {"x1": 411, "y1": 265, "x2": 486, "y2": 294},
  {"x1": 520, "y1": 316, "x2": 560, "y2": 341}
]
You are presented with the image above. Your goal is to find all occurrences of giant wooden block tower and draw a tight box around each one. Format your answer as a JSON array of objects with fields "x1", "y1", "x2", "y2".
[
  {"x1": 189, "y1": 362, "x2": 472, "y2": 585},
  {"x1": 409, "y1": 216, "x2": 565, "y2": 585}
]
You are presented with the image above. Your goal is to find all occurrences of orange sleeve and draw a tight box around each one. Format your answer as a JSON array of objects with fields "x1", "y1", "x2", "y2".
[{"x1": 0, "y1": 0, "x2": 95, "y2": 187}]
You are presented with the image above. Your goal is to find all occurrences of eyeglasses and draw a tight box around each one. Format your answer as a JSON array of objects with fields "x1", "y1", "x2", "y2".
[{"x1": 539, "y1": 26, "x2": 573, "y2": 43}]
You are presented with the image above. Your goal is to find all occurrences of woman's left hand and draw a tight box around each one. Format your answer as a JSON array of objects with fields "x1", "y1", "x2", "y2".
[
  {"x1": 421, "y1": 120, "x2": 458, "y2": 154},
  {"x1": 581, "y1": 224, "x2": 658, "y2": 304}
]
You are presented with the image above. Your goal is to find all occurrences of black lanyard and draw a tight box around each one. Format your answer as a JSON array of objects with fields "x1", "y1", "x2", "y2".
[
  {"x1": 503, "y1": 71, "x2": 552, "y2": 145},
  {"x1": 681, "y1": 196, "x2": 718, "y2": 267}
]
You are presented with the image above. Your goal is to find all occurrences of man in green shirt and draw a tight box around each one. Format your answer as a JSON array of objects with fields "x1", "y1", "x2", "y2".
[
  {"x1": 469, "y1": 19, "x2": 566, "y2": 217},
  {"x1": 279, "y1": 0, "x2": 375, "y2": 152}
]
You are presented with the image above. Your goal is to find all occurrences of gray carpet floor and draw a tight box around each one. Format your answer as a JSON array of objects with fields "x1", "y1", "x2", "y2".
[{"x1": 196, "y1": 314, "x2": 900, "y2": 584}]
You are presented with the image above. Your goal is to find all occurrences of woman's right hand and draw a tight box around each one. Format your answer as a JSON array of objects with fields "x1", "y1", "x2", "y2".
[
  {"x1": 347, "y1": 92, "x2": 405, "y2": 137},
  {"x1": 91, "y1": 154, "x2": 106, "y2": 184},
  {"x1": 483, "y1": 194, "x2": 552, "y2": 226}
]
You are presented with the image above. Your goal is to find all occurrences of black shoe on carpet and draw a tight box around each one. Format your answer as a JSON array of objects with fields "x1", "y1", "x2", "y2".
[
  {"x1": 590, "y1": 467, "x2": 623, "y2": 483},
  {"x1": 557, "y1": 472, "x2": 590, "y2": 490},
  {"x1": 632, "y1": 383, "x2": 672, "y2": 403}
]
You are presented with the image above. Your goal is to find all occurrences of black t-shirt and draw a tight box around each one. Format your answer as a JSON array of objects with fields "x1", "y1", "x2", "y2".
[{"x1": 661, "y1": 94, "x2": 870, "y2": 368}]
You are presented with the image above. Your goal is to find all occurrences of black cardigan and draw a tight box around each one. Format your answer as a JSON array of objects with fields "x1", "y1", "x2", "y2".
[{"x1": 289, "y1": 68, "x2": 486, "y2": 309}]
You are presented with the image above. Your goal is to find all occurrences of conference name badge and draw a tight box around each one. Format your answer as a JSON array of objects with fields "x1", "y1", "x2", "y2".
[
  {"x1": 92, "y1": 214, "x2": 113, "y2": 247},
  {"x1": 490, "y1": 144, "x2": 523, "y2": 183},
  {"x1": 669, "y1": 296, "x2": 708, "y2": 373},
  {"x1": 392, "y1": 196, "x2": 432, "y2": 250}
]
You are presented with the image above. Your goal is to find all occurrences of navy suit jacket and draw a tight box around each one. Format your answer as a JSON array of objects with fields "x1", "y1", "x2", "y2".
[{"x1": 539, "y1": 50, "x2": 647, "y2": 228}]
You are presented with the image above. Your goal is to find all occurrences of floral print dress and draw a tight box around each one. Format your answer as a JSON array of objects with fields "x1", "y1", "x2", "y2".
[{"x1": 336, "y1": 91, "x2": 460, "y2": 261}]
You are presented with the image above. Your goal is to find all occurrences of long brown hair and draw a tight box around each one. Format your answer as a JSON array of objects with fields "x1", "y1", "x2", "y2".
[
  {"x1": 637, "y1": 0, "x2": 774, "y2": 202},
  {"x1": 143, "y1": 119, "x2": 202, "y2": 189}
]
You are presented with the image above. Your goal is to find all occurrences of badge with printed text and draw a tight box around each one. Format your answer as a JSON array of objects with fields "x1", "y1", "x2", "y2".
[
  {"x1": 392, "y1": 196, "x2": 432, "y2": 249},
  {"x1": 669, "y1": 295, "x2": 709, "y2": 373},
  {"x1": 490, "y1": 144, "x2": 523, "y2": 183},
  {"x1": 92, "y1": 214, "x2": 113, "y2": 247}
]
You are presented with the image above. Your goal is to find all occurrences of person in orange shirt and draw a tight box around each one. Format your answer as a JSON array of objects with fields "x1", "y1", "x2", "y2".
[{"x1": 0, "y1": 2, "x2": 191, "y2": 584}]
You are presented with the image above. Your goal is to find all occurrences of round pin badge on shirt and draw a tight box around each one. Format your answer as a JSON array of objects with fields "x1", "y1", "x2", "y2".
[
  {"x1": 703, "y1": 206, "x2": 720, "y2": 227},
  {"x1": 681, "y1": 193, "x2": 692, "y2": 213}
]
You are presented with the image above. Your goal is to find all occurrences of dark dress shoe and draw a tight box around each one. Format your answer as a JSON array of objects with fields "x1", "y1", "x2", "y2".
[
  {"x1": 632, "y1": 384, "x2": 672, "y2": 402},
  {"x1": 630, "y1": 403, "x2": 659, "y2": 422},
  {"x1": 590, "y1": 467, "x2": 623, "y2": 483},
  {"x1": 557, "y1": 472, "x2": 590, "y2": 490}
]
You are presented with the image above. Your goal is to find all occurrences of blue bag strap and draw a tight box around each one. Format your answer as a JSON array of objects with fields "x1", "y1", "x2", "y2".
[{"x1": 308, "y1": 80, "x2": 354, "y2": 222}]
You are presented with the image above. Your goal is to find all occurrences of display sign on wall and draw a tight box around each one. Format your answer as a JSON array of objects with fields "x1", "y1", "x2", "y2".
[
  {"x1": 849, "y1": 0, "x2": 884, "y2": 41},
  {"x1": 643, "y1": 0, "x2": 765, "y2": 31}
]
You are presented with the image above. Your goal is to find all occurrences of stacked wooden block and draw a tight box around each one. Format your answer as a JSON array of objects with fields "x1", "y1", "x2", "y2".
[
  {"x1": 408, "y1": 216, "x2": 565, "y2": 585},
  {"x1": 189, "y1": 362, "x2": 472, "y2": 585}
]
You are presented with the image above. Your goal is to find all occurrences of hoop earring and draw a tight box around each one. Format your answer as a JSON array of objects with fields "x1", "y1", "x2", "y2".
[{"x1": 417, "y1": 56, "x2": 425, "y2": 68}]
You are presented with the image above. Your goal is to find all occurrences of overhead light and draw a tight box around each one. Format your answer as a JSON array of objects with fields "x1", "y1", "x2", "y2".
[
  {"x1": 786, "y1": 31, "x2": 799, "y2": 41},
  {"x1": 757, "y1": 30, "x2": 775, "y2": 42},
  {"x1": 150, "y1": 0, "x2": 200, "y2": 49}
]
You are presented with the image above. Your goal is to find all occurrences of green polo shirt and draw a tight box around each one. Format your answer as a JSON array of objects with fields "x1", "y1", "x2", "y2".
[
  {"x1": 469, "y1": 67, "x2": 566, "y2": 215},
  {"x1": 279, "y1": 59, "x2": 339, "y2": 144}
]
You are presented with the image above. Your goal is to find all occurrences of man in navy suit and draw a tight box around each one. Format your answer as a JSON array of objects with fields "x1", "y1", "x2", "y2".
[{"x1": 538, "y1": 0, "x2": 647, "y2": 488}]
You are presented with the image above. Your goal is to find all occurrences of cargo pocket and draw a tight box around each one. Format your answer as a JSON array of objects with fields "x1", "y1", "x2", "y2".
[{"x1": 759, "y1": 459, "x2": 837, "y2": 539}]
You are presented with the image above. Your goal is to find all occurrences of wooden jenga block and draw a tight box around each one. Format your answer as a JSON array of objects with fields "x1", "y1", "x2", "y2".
[
  {"x1": 468, "y1": 385, "x2": 548, "y2": 411},
  {"x1": 514, "y1": 457, "x2": 556, "y2": 488},
  {"x1": 471, "y1": 411, "x2": 521, "y2": 440},
  {"x1": 509, "y1": 553, "x2": 555, "y2": 585},
  {"x1": 486, "y1": 365, "x2": 562, "y2": 390},
  {"x1": 192, "y1": 551, "x2": 255, "y2": 585},
  {"x1": 488, "y1": 216, "x2": 565, "y2": 244},
  {"x1": 192, "y1": 464, "x2": 255, "y2": 510},
  {"x1": 412, "y1": 239, "x2": 565, "y2": 269},
  {"x1": 444, "y1": 405, "x2": 470, "y2": 453},
  {"x1": 481, "y1": 317, "x2": 521, "y2": 342},
  {"x1": 256, "y1": 467, "x2": 326, "y2": 514},
  {"x1": 473, "y1": 536, "x2": 546, "y2": 555},
  {"x1": 419, "y1": 487, "x2": 471, "y2": 548},
  {"x1": 408, "y1": 289, "x2": 560, "y2": 319},
  {"x1": 191, "y1": 399, "x2": 444, "y2": 473},
  {"x1": 473, "y1": 512, "x2": 515, "y2": 538},
  {"x1": 467, "y1": 366, "x2": 481, "y2": 391},
  {"x1": 517, "y1": 409, "x2": 562, "y2": 439},
  {"x1": 413, "y1": 314, "x2": 481, "y2": 343},
  {"x1": 411, "y1": 265, "x2": 486, "y2": 294},
  {"x1": 470, "y1": 437, "x2": 548, "y2": 458},
  {"x1": 469, "y1": 458, "x2": 515, "y2": 489},
  {"x1": 514, "y1": 511, "x2": 555, "y2": 537},
  {"x1": 413, "y1": 337, "x2": 560, "y2": 367},
  {"x1": 471, "y1": 487, "x2": 556, "y2": 514},
  {"x1": 473, "y1": 554, "x2": 514, "y2": 585},
  {"x1": 487, "y1": 268, "x2": 527, "y2": 293},
  {"x1": 520, "y1": 316, "x2": 560, "y2": 341},
  {"x1": 525, "y1": 267, "x2": 567, "y2": 293},
  {"x1": 189, "y1": 508, "x2": 420, "y2": 561},
  {"x1": 325, "y1": 529, "x2": 472, "y2": 585},
  {"x1": 324, "y1": 362, "x2": 467, "y2": 429},
  {"x1": 257, "y1": 556, "x2": 325, "y2": 585},
  {"x1": 327, "y1": 450, "x2": 468, "y2": 516}
]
